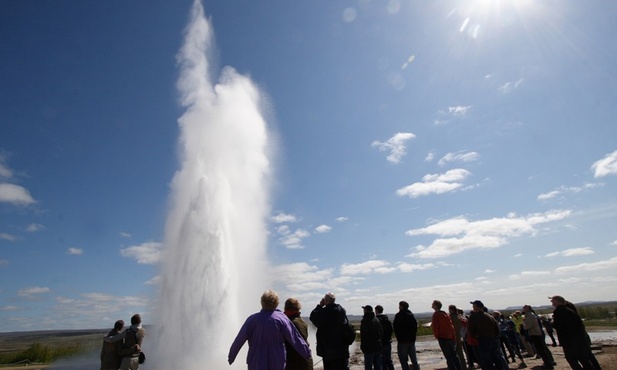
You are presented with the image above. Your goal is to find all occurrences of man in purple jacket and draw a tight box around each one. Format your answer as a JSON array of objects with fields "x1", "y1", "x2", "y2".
[{"x1": 228, "y1": 290, "x2": 312, "y2": 370}]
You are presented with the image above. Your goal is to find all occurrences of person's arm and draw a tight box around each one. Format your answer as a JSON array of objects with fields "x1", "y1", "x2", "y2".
[
  {"x1": 104, "y1": 329, "x2": 126, "y2": 343},
  {"x1": 282, "y1": 317, "x2": 311, "y2": 360},
  {"x1": 228, "y1": 318, "x2": 250, "y2": 365}
]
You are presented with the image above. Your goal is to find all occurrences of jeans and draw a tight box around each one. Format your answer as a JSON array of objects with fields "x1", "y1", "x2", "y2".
[
  {"x1": 438, "y1": 338, "x2": 463, "y2": 370},
  {"x1": 477, "y1": 336, "x2": 509, "y2": 370},
  {"x1": 364, "y1": 352, "x2": 383, "y2": 370},
  {"x1": 397, "y1": 341, "x2": 420, "y2": 370},
  {"x1": 381, "y1": 342, "x2": 395, "y2": 370}
]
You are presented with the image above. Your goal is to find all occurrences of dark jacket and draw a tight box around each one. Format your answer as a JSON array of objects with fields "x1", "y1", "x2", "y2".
[
  {"x1": 360, "y1": 312, "x2": 383, "y2": 354},
  {"x1": 100, "y1": 328, "x2": 122, "y2": 370},
  {"x1": 376, "y1": 313, "x2": 393, "y2": 344},
  {"x1": 467, "y1": 311, "x2": 499, "y2": 338},
  {"x1": 285, "y1": 314, "x2": 314, "y2": 370},
  {"x1": 310, "y1": 303, "x2": 350, "y2": 359},
  {"x1": 393, "y1": 310, "x2": 418, "y2": 343},
  {"x1": 552, "y1": 304, "x2": 590, "y2": 350}
]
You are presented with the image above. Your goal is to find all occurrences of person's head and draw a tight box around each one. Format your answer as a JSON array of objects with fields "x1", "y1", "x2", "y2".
[
  {"x1": 549, "y1": 295, "x2": 565, "y2": 307},
  {"x1": 261, "y1": 290, "x2": 279, "y2": 310},
  {"x1": 448, "y1": 304, "x2": 457, "y2": 314},
  {"x1": 324, "y1": 292, "x2": 336, "y2": 305},
  {"x1": 130, "y1": 314, "x2": 141, "y2": 326},
  {"x1": 114, "y1": 320, "x2": 124, "y2": 331},
  {"x1": 375, "y1": 305, "x2": 384, "y2": 314},
  {"x1": 399, "y1": 301, "x2": 409, "y2": 311},
  {"x1": 470, "y1": 300, "x2": 484, "y2": 312},
  {"x1": 362, "y1": 305, "x2": 374, "y2": 315},
  {"x1": 431, "y1": 300, "x2": 442, "y2": 311},
  {"x1": 522, "y1": 305, "x2": 533, "y2": 314},
  {"x1": 491, "y1": 311, "x2": 501, "y2": 319},
  {"x1": 512, "y1": 310, "x2": 521, "y2": 318},
  {"x1": 284, "y1": 297, "x2": 301, "y2": 311}
]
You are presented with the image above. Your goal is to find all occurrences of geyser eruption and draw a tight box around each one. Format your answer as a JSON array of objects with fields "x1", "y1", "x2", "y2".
[{"x1": 152, "y1": 1, "x2": 272, "y2": 368}]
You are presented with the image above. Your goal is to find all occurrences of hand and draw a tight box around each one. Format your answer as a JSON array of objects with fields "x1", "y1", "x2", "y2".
[{"x1": 319, "y1": 298, "x2": 325, "y2": 306}]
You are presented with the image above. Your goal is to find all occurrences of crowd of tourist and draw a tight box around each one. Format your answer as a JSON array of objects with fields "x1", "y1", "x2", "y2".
[{"x1": 226, "y1": 290, "x2": 602, "y2": 370}]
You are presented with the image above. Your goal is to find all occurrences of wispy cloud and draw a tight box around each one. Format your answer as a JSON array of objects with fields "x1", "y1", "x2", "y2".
[
  {"x1": 371, "y1": 132, "x2": 416, "y2": 164},
  {"x1": 120, "y1": 241, "x2": 163, "y2": 264},
  {"x1": 538, "y1": 183, "x2": 602, "y2": 200},
  {"x1": 26, "y1": 223, "x2": 45, "y2": 232},
  {"x1": 396, "y1": 169, "x2": 471, "y2": 198},
  {"x1": 276, "y1": 225, "x2": 310, "y2": 249},
  {"x1": 0, "y1": 233, "x2": 17, "y2": 241},
  {"x1": 434, "y1": 106, "x2": 471, "y2": 125},
  {"x1": 0, "y1": 183, "x2": 35, "y2": 205},
  {"x1": 591, "y1": 149, "x2": 617, "y2": 178},
  {"x1": 406, "y1": 209, "x2": 572, "y2": 258},
  {"x1": 314, "y1": 225, "x2": 332, "y2": 233},
  {"x1": 336, "y1": 217, "x2": 348, "y2": 222},
  {"x1": 438, "y1": 151, "x2": 480, "y2": 167},
  {"x1": 271, "y1": 211, "x2": 298, "y2": 224},
  {"x1": 555, "y1": 256, "x2": 617, "y2": 274},
  {"x1": 545, "y1": 247, "x2": 595, "y2": 258},
  {"x1": 119, "y1": 232, "x2": 132, "y2": 238},
  {"x1": 499, "y1": 78, "x2": 523, "y2": 94},
  {"x1": 17, "y1": 286, "x2": 51, "y2": 297},
  {"x1": 67, "y1": 247, "x2": 83, "y2": 255}
]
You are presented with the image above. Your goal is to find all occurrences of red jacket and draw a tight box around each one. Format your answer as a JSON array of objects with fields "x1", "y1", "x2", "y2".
[{"x1": 432, "y1": 310, "x2": 456, "y2": 340}]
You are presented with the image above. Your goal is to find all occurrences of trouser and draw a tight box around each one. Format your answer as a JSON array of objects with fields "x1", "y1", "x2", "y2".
[
  {"x1": 529, "y1": 335, "x2": 554, "y2": 368},
  {"x1": 120, "y1": 356, "x2": 139, "y2": 370},
  {"x1": 323, "y1": 357, "x2": 349, "y2": 370},
  {"x1": 381, "y1": 342, "x2": 395, "y2": 370},
  {"x1": 364, "y1": 352, "x2": 383, "y2": 370},
  {"x1": 477, "y1": 336, "x2": 509, "y2": 370},
  {"x1": 438, "y1": 338, "x2": 463, "y2": 370},
  {"x1": 397, "y1": 341, "x2": 420, "y2": 370}
]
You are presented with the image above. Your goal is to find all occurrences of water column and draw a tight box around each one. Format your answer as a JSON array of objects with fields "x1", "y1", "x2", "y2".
[{"x1": 152, "y1": 1, "x2": 273, "y2": 368}]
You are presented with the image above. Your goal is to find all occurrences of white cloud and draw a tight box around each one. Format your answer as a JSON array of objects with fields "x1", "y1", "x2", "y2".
[
  {"x1": 120, "y1": 241, "x2": 163, "y2": 264},
  {"x1": 314, "y1": 225, "x2": 332, "y2": 233},
  {"x1": 425, "y1": 152, "x2": 434, "y2": 162},
  {"x1": 591, "y1": 149, "x2": 617, "y2": 177},
  {"x1": 371, "y1": 132, "x2": 416, "y2": 164},
  {"x1": 336, "y1": 217, "x2": 348, "y2": 222},
  {"x1": 270, "y1": 211, "x2": 298, "y2": 223},
  {"x1": 538, "y1": 183, "x2": 603, "y2": 200},
  {"x1": 0, "y1": 183, "x2": 35, "y2": 205},
  {"x1": 67, "y1": 247, "x2": 83, "y2": 255},
  {"x1": 0, "y1": 155, "x2": 13, "y2": 180},
  {"x1": 272, "y1": 262, "x2": 338, "y2": 291},
  {"x1": 555, "y1": 256, "x2": 617, "y2": 274},
  {"x1": 498, "y1": 78, "x2": 523, "y2": 94},
  {"x1": 0, "y1": 233, "x2": 17, "y2": 241},
  {"x1": 448, "y1": 106, "x2": 471, "y2": 117},
  {"x1": 406, "y1": 209, "x2": 572, "y2": 258},
  {"x1": 340, "y1": 260, "x2": 393, "y2": 275},
  {"x1": 545, "y1": 247, "x2": 594, "y2": 258},
  {"x1": 396, "y1": 169, "x2": 471, "y2": 198},
  {"x1": 0, "y1": 305, "x2": 19, "y2": 311},
  {"x1": 17, "y1": 286, "x2": 51, "y2": 297},
  {"x1": 26, "y1": 223, "x2": 46, "y2": 232},
  {"x1": 119, "y1": 232, "x2": 132, "y2": 238},
  {"x1": 277, "y1": 227, "x2": 310, "y2": 249},
  {"x1": 438, "y1": 151, "x2": 480, "y2": 167}
]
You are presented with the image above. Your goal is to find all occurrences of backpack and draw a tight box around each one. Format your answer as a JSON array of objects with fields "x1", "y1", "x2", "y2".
[{"x1": 343, "y1": 317, "x2": 356, "y2": 345}]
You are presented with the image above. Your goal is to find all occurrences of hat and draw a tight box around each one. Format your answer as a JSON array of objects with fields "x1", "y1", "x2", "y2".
[
  {"x1": 548, "y1": 295, "x2": 565, "y2": 304},
  {"x1": 362, "y1": 305, "x2": 373, "y2": 312},
  {"x1": 470, "y1": 300, "x2": 484, "y2": 308}
]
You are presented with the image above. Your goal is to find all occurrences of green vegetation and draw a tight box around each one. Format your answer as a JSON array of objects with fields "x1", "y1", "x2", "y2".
[{"x1": 0, "y1": 342, "x2": 87, "y2": 365}]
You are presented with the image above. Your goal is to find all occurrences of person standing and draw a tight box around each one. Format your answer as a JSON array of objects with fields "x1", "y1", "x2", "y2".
[
  {"x1": 541, "y1": 316, "x2": 558, "y2": 347},
  {"x1": 549, "y1": 295, "x2": 600, "y2": 370},
  {"x1": 448, "y1": 305, "x2": 468, "y2": 370},
  {"x1": 103, "y1": 316, "x2": 143, "y2": 370},
  {"x1": 431, "y1": 300, "x2": 462, "y2": 370},
  {"x1": 467, "y1": 301, "x2": 508, "y2": 370},
  {"x1": 118, "y1": 314, "x2": 145, "y2": 370},
  {"x1": 284, "y1": 298, "x2": 314, "y2": 370},
  {"x1": 522, "y1": 305, "x2": 555, "y2": 370},
  {"x1": 101, "y1": 320, "x2": 124, "y2": 370},
  {"x1": 360, "y1": 305, "x2": 383, "y2": 370},
  {"x1": 375, "y1": 305, "x2": 395, "y2": 370},
  {"x1": 310, "y1": 292, "x2": 351, "y2": 370},
  {"x1": 228, "y1": 290, "x2": 311, "y2": 370},
  {"x1": 393, "y1": 300, "x2": 420, "y2": 370}
]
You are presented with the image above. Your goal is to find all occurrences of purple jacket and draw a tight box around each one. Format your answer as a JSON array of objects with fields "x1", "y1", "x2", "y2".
[{"x1": 228, "y1": 309, "x2": 311, "y2": 370}]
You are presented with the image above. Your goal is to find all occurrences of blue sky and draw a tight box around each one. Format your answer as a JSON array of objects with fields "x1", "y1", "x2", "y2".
[{"x1": 1, "y1": 0, "x2": 617, "y2": 332}]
